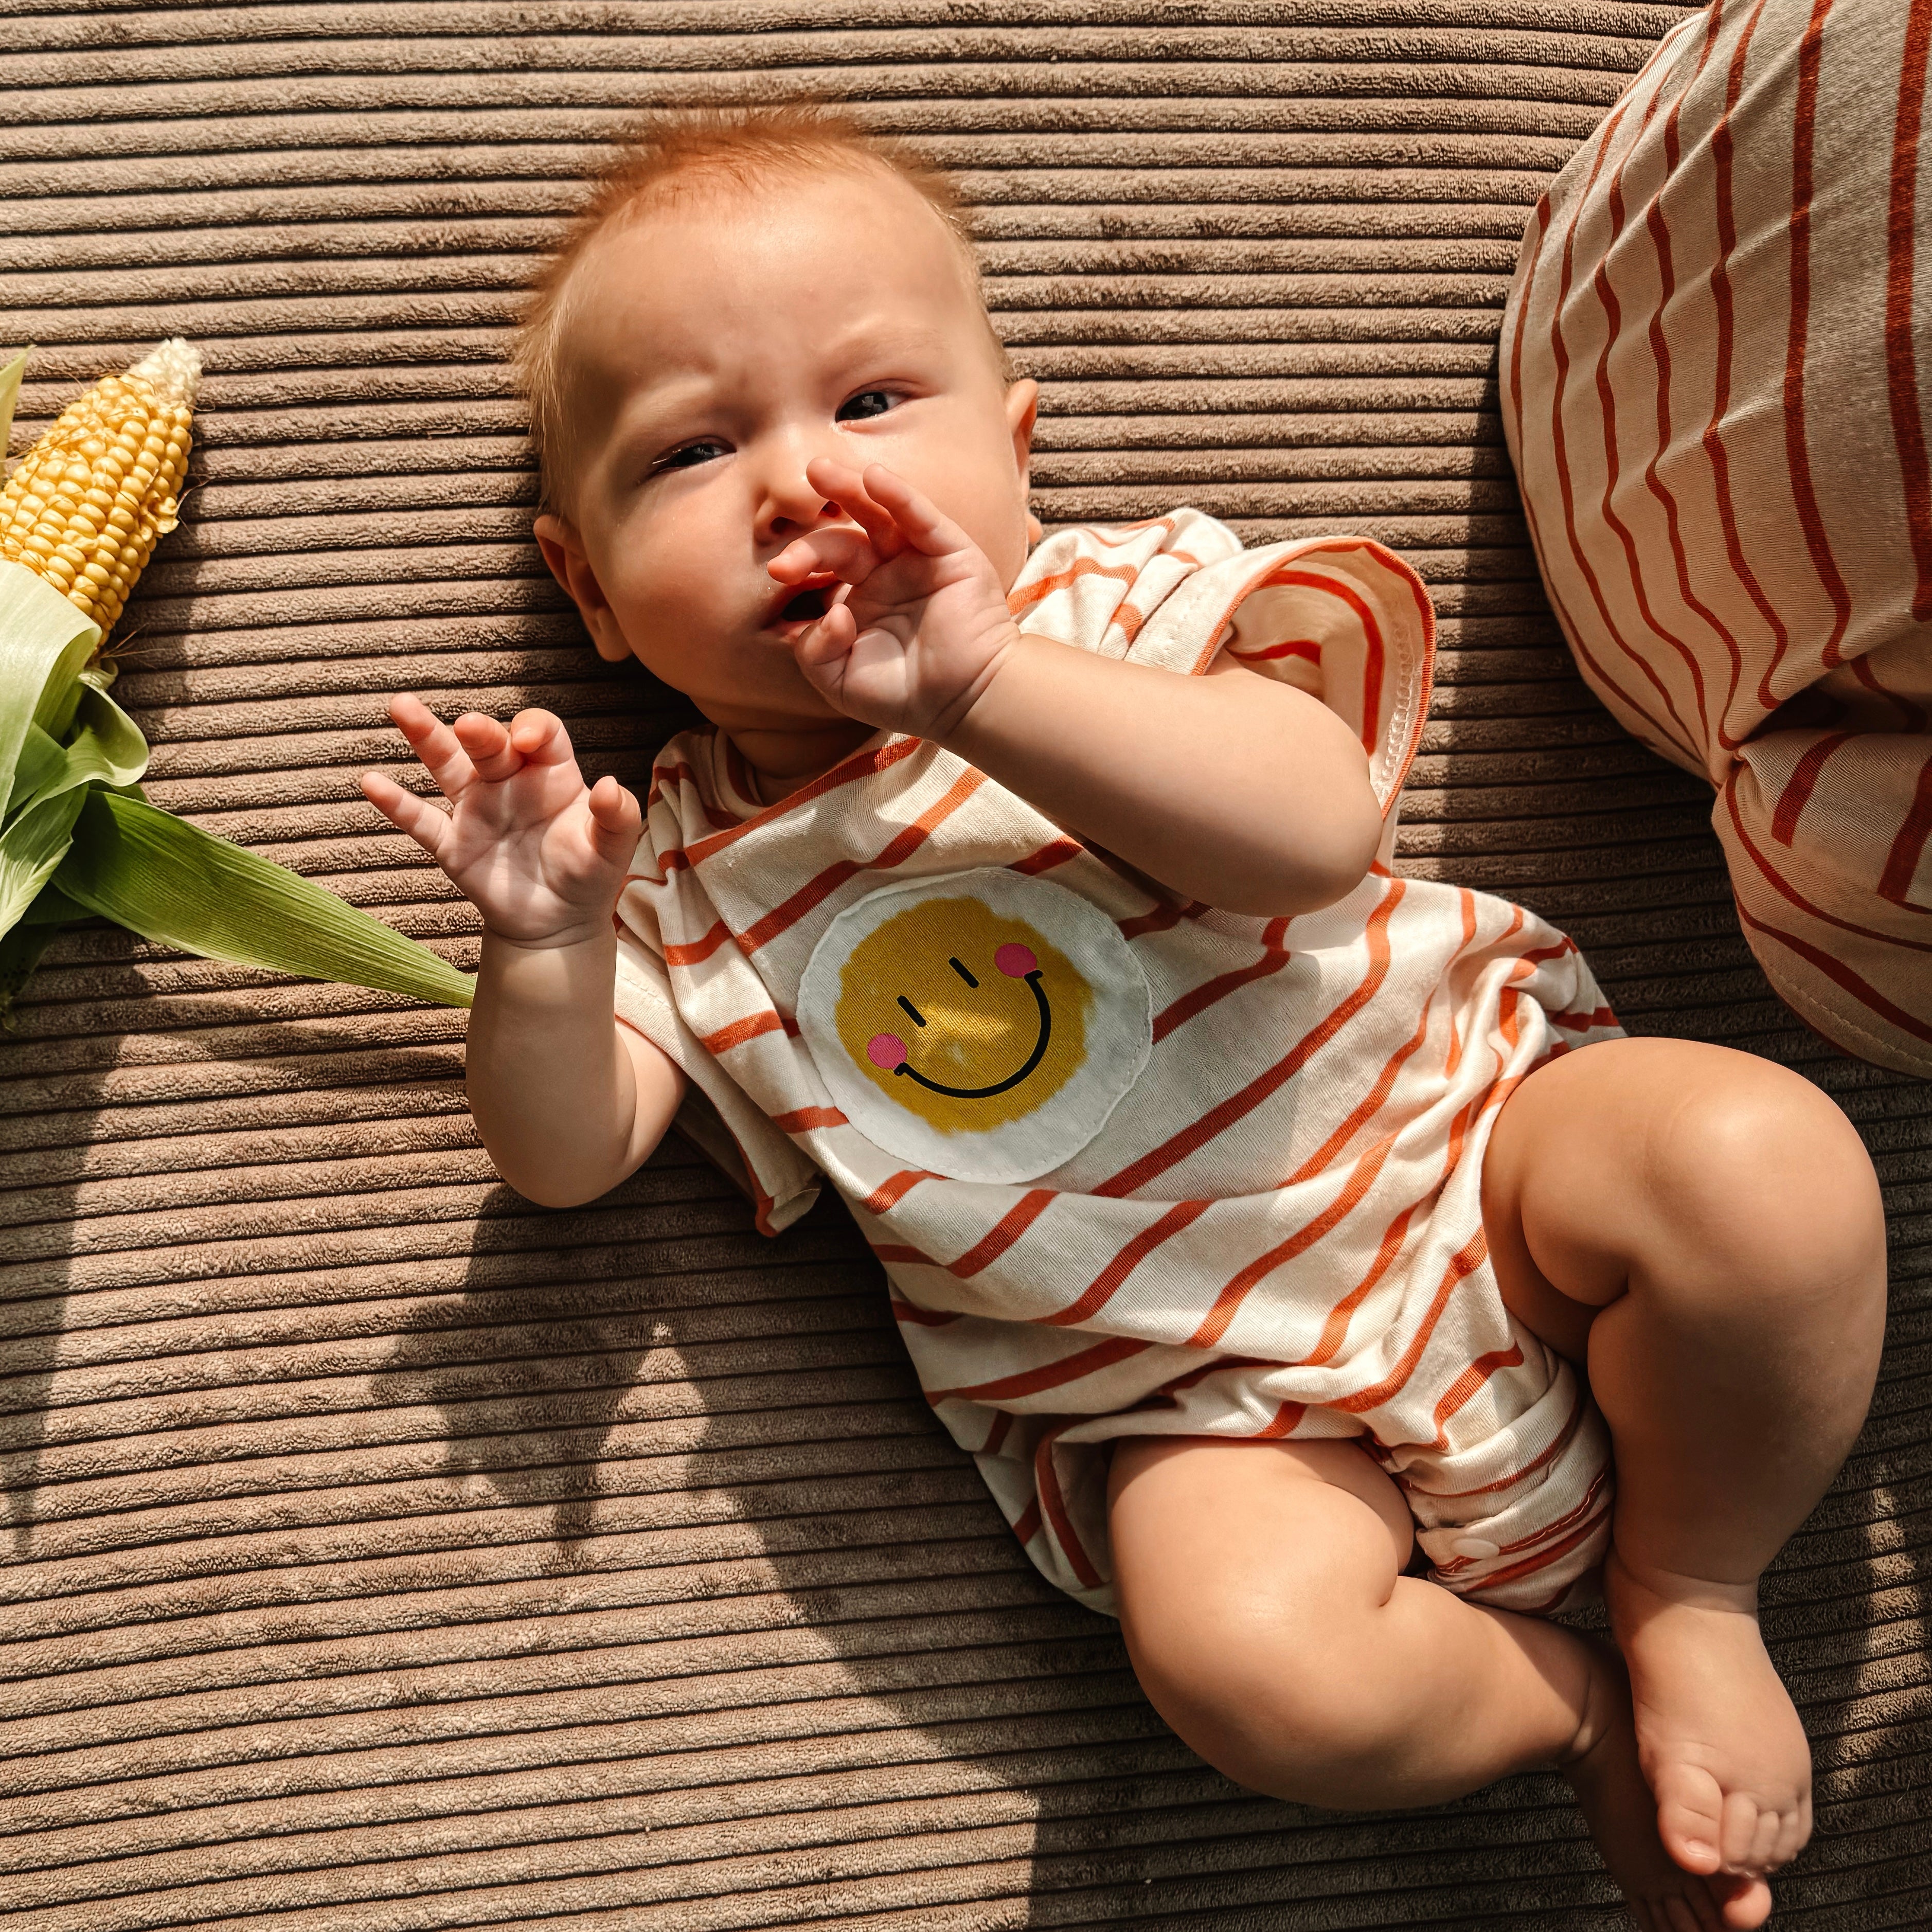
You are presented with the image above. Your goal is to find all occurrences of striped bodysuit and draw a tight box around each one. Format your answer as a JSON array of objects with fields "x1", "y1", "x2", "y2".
[{"x1": 613, "y1": 510, "x2": 1624, "y2": 1616}]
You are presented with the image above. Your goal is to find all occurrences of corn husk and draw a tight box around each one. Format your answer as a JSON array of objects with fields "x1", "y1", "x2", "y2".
[{"x1": 0, "y1": 346, "x2": 473, "y2": 1018}]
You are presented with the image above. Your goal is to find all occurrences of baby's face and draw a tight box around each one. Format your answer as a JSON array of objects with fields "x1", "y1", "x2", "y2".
[{"x1": 537, "y1": 167, "x2": 1037, "y2": 741}]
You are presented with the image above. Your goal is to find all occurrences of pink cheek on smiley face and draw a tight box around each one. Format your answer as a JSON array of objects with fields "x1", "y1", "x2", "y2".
[
  {"x1": 866, "y1": 1033, "x2": 908, "y2": 1071},
  {"x1": 995, "y1": 943, "x2": 1038, "y2": 978}
]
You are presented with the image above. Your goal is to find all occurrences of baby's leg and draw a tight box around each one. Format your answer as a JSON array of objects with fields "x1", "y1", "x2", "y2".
[
  {"x1": 1109, "y1": 1436, "x2": 1748, "y2": 1932},
  {"x1": 1482, "y1": 1036, "x2": 1887, "y2": 1906}
]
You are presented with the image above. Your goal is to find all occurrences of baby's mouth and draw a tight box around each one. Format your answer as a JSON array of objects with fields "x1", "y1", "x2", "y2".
[{"x1": 768, "y1": 576, "x2": 840, "y2": 630}]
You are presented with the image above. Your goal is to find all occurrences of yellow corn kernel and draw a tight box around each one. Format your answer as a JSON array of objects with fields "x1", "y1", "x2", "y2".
[{"x1": 0, "y1": 338, "x2": 201, "y2": 637}]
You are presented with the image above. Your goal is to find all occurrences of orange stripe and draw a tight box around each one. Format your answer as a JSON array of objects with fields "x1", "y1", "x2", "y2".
[
  {"x1": 1890, "y1": 0, "x2": 1932, "y2": 620},
  {"x1": 1721, "y1": 777, "x2": 1932, "y2": 952},
  {"x1": 1116, "y1": 896, "x2": 1208, "y2": 941},
  {"x1": 890, "y1": 1296, "x2": 961, "y2": 1328},
  {"x1": 1637, "y1": 3, "x2": 1739, "y2": 752},
  {"x1": 1009, "y1": 836, "x2": 1084, "y2": 876},
  {"x1": 1150, "y1": 917, "x2": 1292, "y2": 1044},
  {"x1": 1098, "y1": 882, "x2": 1404, "y2": 1199},
  {"x1": 1585, "y1": 64, "x2": 1708, "y2": 755},
  {"x1": 1034, "y1": 1424, "x2": 1103, "y2": 1590},
  {"x1": 1255, "y1": 1401, "x2": 1309, "y2": 1440},
  {"x1": 1443, "y1": 888, "x2": 1480, "y2": 1077},
  {"x1": 981, "y1": 1410, "x2": 1014, "y2": 1456},
  {"x1": 872, "y1": 1241, "x2": 935, "y2": 1266},
  {"x1": 696, "y1": 1010, "x2": 784, "y2": 1055},
  {"x1": 1283, "y1": 983, "x2": 1436, "y2": 1188},
  {"x1": 1770, "y1": 726, "x2": 1856, "y2": 844},
  {"x1": 682, "y1": 735, "x2": 924, "y2": 869},
  {"x1": 1876, "y1": 753, "x2": 1932, "y2": 908},
  {"x1": 1187, "y1": 1136, "x2": 1397, "y2": 1350},
  {"x1": 737, "y1": 766, "x2": 988, "y2": 956},
  {"x1": 1040, "y1": 1197, "x2": 1217, "y2": 1329},
  {"x1": 1301, "y1": 1196, "x2": 1421, "y2": 1370},
  {"x1": 1008, "y1": 555, "x2": 1139, "y2": 614},
  {"x1": 1265, "y1": 567, "x2": 1385, "y2": 757},
  {"x1": 862, "y1": 1168, "x2": 935, "y2": 1215},
  {"x1": 948, "y1": 1189, "x2": 1058, "y2": 1278},
  {"x1": 1544, "y1": 79, "x2": 1688, "y2": 754},
  {"x1": 1549, "y1": 1004, "x2": 1618, "y2": 1033},
  {"x1": 1427, "y1": 1344, "x2": 1525, "y2": 1451},
  {"x1": 664, "y1": 919, "x2": 732, "y2": 968},
  {"x1": 1734, "y1": 900, "x2": 1932, "y2": 1046},
  {"x1": 1428, "y1": 1382, "x2": 1588, "y2": 1501},
  {"x1": 1228, "y1": 637, "x2": 1322, "y2": 664},
  {"x1": 769, "y1": 1105, "x2": 846, "y2": 1133},
  {"x1": 1702, "y1": 0, "x2": 1789, "y2": 735},
  {"x1": 1762, "y1": 0, "x2": 1854, "y2": 701},
  {"x1": 1009, "y1": 1496, "x2": 1043, "y2": 1547},
  {"x1": 1464, "y1": 1491, "x2": 1613, "y2": 1596},
  {"x1": 926, "y1": 1333, "x2": 1152, "y2": 1406},
  {"x1": 649, "y1": 757, "x2": 742, "y2": 832},
  {"x1": 1330, "y1": 1227, "x2": 1489, "y2": 1416}
]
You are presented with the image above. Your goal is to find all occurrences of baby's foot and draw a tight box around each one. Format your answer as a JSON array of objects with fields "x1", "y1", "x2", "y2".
[
  {"x1": 1561, "y1": 1655, "x2": 1766, "y2": 1931},
  {"x1": 1605, "y1": 1549, "x2": 1813, "y2": 1888}
]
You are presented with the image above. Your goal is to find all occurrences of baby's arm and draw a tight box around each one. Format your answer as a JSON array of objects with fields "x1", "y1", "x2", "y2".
[
  {"x1": 362, "y1": 696, "x2": 686, "y2": 1208},
  {"x1": 776, "y1": 462, "x2": 1383, "y2": 918}
]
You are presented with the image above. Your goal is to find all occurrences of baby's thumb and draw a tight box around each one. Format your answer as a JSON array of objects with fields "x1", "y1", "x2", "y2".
[
  {"x1": 792, "y1": 602, "x2": 859, "y2": 699},
  {"x1": 585, "y1": 775, "x2": 643, "y2": 866}
]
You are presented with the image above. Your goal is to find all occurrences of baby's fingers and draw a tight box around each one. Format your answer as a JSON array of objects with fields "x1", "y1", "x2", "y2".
[
  {"x1": 387, "y1": 694, "x2": 477, "y2": 800},
  {"x1": 361, "y1": 768, "x2": 453, "y2": 864},
  {"x1": 804, "y1": 458, "x2": 901, "y2": 553},
  {"x1": 859, "y1": 463, "x2": 972, "y2": 560},
  {"x1": 505, "y1": 708, "x2": 579, "y2": 769},
  {"x1": 770, "y1": 524, "x2": 874, "y2": 588},
  {"x1": 450, "y1": 709, "x2": 524, "y2": 780},
  {"x1": 584, "y1": 775, "x2": 644, "y2": 867}
]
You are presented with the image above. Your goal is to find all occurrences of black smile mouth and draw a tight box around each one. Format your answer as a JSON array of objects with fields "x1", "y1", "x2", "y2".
[{"x1": 893, "y1": 970, "x2": 1052, "y2": 1098}]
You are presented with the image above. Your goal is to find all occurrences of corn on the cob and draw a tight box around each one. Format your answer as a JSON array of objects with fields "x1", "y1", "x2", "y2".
[{"x1": 0, "y1": 338, "x2": 200, "y2": 639}]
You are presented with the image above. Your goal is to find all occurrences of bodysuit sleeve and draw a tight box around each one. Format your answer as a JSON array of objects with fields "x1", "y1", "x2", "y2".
[
  {"x1": 1011, "y1": 508, "x2": 1437, "y2": 865},
  {"x1": 612, "y1": 910, "x2": 823, "y2": 1238}
]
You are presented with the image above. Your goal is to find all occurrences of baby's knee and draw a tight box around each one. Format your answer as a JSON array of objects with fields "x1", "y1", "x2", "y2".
[
  {"x1": 1105, "y1": 1453, "x2": 1422, "y2": 1808},
  {"x1": 1118, "y1": 1584, "x2": 1417, "y2": 1802},
  {"x1": 1648, "y1": 1054, "x2": 1885, "y2": 1312}
]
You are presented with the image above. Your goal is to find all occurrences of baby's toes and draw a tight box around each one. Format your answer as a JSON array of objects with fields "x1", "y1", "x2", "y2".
[
  {"x1": 1718, "y1": 1873, "x2": 1774, "y2": 1930},
  {"x1": 1653, "y1": 1761, "x2": 1728, "y2": 1874},
  {"x1": 1719, "y1": 1793, "x2": 1777, "y2": 1873},
  {"x1": 1772, "y1": 1793, "x2": 1812, "y2": 1869}
]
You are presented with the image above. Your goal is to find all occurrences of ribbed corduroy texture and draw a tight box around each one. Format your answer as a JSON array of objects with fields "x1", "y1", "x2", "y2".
[{"x1": 2, "y1": 4, "x2": 1927, "y2": 1927}]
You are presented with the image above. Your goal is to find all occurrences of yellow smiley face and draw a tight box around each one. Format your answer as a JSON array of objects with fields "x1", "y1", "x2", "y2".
[{"x1": 832, "y1": 895, "x2": 1093, "y2": 1133}]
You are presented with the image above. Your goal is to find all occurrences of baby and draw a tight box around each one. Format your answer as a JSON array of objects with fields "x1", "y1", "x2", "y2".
[{"x1": 362, "y1": 107, "x2": 1888, "y2": 1930}]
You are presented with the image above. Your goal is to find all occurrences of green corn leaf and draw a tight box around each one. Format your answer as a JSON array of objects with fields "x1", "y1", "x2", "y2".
[
  {"x1": 0, "y1": 560, "x2": 100, "y2": 809},
  {"x1": 0, "y1": 784, "x2": 87, "y2": 935},
  {"x1": 5, "y1": 686, "x2": 149, "y2": 821},
  {"x1": 0, "y1": 348, "x2": 24, "y2": 457},
  {"x1": 52, "y1": 789, "x2": 474, "y2": 1008},
  {"x1": 4, "y1": 723, "x2": 64, "y2": 820},
  {"x1": 18, "y1": 880, "x2": 86, "y2": 926},
  {"x1": 0, "y1": 917, "x2": 54, "y2": 1026}
]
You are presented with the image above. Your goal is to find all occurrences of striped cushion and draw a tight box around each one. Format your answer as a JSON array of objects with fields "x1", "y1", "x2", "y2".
[{"x1": 1502, "y1": 0, "x2": 1932, "y2": 1076}]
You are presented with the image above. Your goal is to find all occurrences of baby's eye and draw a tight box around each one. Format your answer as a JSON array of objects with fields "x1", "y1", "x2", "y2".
[
  {"x1": 836, "y1": 389, "x2": 898, "y2": 422},
  {"x1": 653, "y1": 439, "x2": 728, "y2": 474}
]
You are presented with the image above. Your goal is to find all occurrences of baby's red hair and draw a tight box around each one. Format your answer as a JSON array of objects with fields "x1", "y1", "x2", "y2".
[{"x1": 512, "y1": 103, "x2": 1002, "y2": 515}]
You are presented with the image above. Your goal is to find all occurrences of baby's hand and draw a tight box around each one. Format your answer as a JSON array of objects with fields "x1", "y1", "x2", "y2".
[
  {"x1": 768, "y1": 459, "x2": 1022, "y2": 741},
  {"x1": 360, "y1": 696, "x2": 642, "y2": 947}
]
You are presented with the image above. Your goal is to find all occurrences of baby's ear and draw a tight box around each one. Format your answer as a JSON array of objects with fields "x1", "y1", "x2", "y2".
[{"x1": 534, "y1": 513, "x2": 632, "y2": 664}]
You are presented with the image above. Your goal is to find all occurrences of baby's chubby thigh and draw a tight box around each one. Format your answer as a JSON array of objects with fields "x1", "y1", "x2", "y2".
[{"x1": 1106, "y1": 1435, "x2": 1598, "y2": 1810}]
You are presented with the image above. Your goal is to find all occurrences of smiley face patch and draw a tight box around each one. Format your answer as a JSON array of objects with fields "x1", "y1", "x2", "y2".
[{"x1": 797, "y1": 869, "x2": 1152, "y2": 1182}]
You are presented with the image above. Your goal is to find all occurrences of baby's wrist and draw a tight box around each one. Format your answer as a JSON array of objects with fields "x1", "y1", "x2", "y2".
[
  {"x1": 927, "y1": 620, "x2": 1029, "y2": 747},
  {"x1": 480, "y1": 917, "x2": 615, "y2": 959}
]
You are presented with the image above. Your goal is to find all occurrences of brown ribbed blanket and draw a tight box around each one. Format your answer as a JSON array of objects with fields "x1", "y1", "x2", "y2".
[{"x1": 3, "y1": 4, "x2": 1926, "y2": 1926}]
